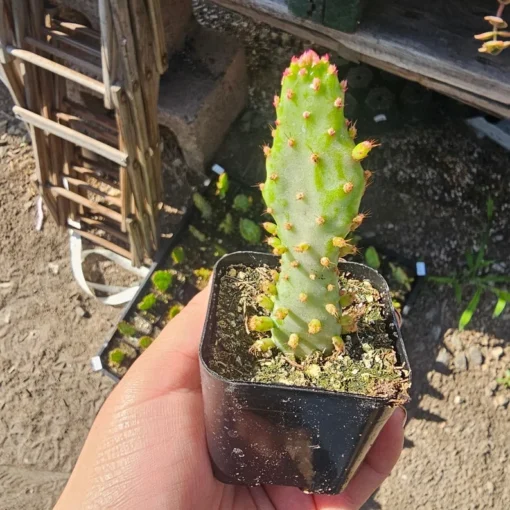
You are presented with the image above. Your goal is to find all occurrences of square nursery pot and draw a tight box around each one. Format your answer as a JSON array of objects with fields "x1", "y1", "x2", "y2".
[{"x1": 200, "y1": 251, "x2": 411, "y2": 494}]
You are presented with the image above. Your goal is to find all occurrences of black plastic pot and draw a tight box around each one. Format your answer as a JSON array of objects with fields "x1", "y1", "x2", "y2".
[{"x1": 200, "y1": 251, "x2": 411, "y2": 495}]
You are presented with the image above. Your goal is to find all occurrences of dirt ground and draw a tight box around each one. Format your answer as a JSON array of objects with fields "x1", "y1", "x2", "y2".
[{"x1": 1, "y1": 2, "x2": 510, "y2": 509}]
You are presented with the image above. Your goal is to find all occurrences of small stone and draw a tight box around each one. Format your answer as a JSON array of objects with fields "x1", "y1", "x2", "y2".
[
  {"x1": 449, "y1": 332, "x2": 464, "y2": 352},
  {"x1": 453, "y1": 395, "x2": 465, "y2": 405},
  {"x1": 485, "y1": 381, "x2": 498, "y2": 397},
  {"x1": 172, "y1": 158, "x2": 183, "y2": 168},
  {"x1": 485, "y1": 481, "x2": 494, "y2": 494},
  {"x1": 228, "y1": 268, "x2": 237, "y2": 277},
  {"x1": 238, "y1": 271, "x2": 246, "y2": 280},
  {"x1": 491, "y1": 346, "x2": 504, "y2": 360},
  {"x1": 467, "y1": 346, "x2": 483, "y2": 367},
  {"x1": 75, "y1": 306, "x2": 87, "y2": 318},
  {"x1": 493, "y1": 395, "x2": 509, "y2": 408},
  {"x1": 48, "y1": 262, "x2": 60, "y2": 275},
  {"x1": 453, "y1": 352, "x2": 467, "y2": 372},
  {"x1": 435, "y1": 348, "x2": 452, "y2": 372}
]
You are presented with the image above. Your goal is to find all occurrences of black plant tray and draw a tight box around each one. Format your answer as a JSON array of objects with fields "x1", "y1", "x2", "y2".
[{"x1": 200, "y1": 251, "x2": 411, "y2": 494}]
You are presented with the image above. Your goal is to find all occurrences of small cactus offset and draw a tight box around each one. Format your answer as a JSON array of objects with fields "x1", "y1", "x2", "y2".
[{"x1": 252, "y1": 50, "x2": 375, "y2": 359}]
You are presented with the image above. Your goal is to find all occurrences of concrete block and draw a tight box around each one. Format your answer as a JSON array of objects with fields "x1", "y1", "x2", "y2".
[{"x1": 158, "y1": 24, "x2": 248, "y2": 173}]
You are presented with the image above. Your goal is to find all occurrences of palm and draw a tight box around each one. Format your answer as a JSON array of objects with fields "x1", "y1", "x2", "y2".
[{"x1": 56, "y1": 291, "x2": 404, "y2": 510}]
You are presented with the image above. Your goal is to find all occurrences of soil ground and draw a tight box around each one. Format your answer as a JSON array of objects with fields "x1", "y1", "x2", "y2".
[{"x1": 1, "y1": 2, "x2": 510, "y2": 509}]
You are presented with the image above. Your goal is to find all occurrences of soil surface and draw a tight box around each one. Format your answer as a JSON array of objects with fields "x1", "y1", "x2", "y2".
[{"x1": 1, "y1": 2, "x2": 510, "y2": 509}]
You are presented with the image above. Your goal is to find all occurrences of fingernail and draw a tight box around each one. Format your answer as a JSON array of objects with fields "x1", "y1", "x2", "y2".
[{"x1": 397, "y1": 406, "x2": 408, "y2": 428}]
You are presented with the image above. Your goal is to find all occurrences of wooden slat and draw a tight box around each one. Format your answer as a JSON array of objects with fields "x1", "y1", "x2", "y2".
[
  {"x1": 146, "y1": 0, "x2": 168, "y2": 74},
  {"x1": 51, "y1": 20, "x2": 100, "y2": 42},
  {"x1": 71, "y1": 225, "x2": 132, "y2": 259},
  {"x1": 80, "y1": 216, "x2": 129, "y2": 243},
  {"x1": 55, "y1": 111, "x2": 119, "y2": 146},
  {"x1": 98, "y1": 0, "x2": 114, "y2": 109},
  {"x1": 42, "y1": 28, "x2": 101, "y2": 59},
  {"x1": 0, "y1": 0, "x2": 13, "y2": 63},
  {"x1": 63, "y1": 176, "x2": 122, "y2": 207},
  {"x1": 50, "y1": 185, "x2": 122, "y2": 223},
  {"x1": 7, "y1": 44, "x2": 104, "y2": 94},
  {"x1": 63, "y1": 97, "x2": 118, "y2": 131},
  {"x1": 211, "y1": 0, "x2": 510, "y2": 117},
  {"x1": 13, "y1": 106, "x2": 128, "y2": 166}
]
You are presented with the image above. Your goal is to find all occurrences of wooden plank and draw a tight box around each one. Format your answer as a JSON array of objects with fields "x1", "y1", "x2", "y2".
[
  {"x1": 98, "y1": 0, "x2": 114, "y2": 109},
  {"x1": 0, "y1": 62, "x2": 25, "y2": 106},
  {"x1": 43, "y1": 28, "x2": 102, "y2": 59},
  {"x1": 7, "y1": 44, "x2": 104, "y2": 94},
  {"x1": 63, "y1": 176, "x2": 122, "y2": 207},
  {"x1": 126, "y1": 217, "x2": 143, "y2": 267},
  {"x1": 62, "y1": 97, "x2": 118, "y2": 131},
  {"x1": 71, "y1": 225, "x2": 132, "y2": 259},
  {"x1": 80, "y1": 216, "x2": 129, "y2": 243},
  {"x1": 212, "y1": 0, "x2": 510, "y2": 116},
  {"x1": 55, "y1": 111, "x2": 119, "y2": 146},
  {"x1": 146, "y1": 0, "x2": 168, "y2": 73},
  {"x1": 13, "y1": 106, "x2": 128, "y2": 166},
  {"x1": 0, "y1": 0, "x2": 13, "y2": 63},
  {"x1": 51, "y1": 185, "x2": 123, "y2": 223},
  {"x1": 51, "y1": 21, "x2": 101, "y2": 42}
]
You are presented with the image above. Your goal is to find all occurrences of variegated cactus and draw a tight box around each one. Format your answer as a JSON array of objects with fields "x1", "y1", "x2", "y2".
[{"x1": 249, "y1": 50, "x2": 376, "y2": 359}]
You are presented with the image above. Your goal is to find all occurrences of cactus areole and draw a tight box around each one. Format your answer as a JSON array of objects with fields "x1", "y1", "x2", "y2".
[{"x1": 253, "y1": 50, "x2": 374, "y2": 359}]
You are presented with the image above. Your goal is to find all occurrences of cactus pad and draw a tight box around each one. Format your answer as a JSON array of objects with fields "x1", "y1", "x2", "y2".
[{"x1": 253, "y1": 50, "x2": 373, "y2": 359}]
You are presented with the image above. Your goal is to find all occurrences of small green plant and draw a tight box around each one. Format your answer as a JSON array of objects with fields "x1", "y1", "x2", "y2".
[
  {"x1": 219, "y1": 213, "x2": 234, "y2": 234},
  {"x1": 171, "y1": 246, "x2": 185, "y2": 264},
  {"x1": 193, "y1": 193, "x2": 213, "y2": 220},
  {"x1": 138, "y1": 293, "x2": 157, "y2": 311},
  {"x1": 364, "y1": 246, "x2": 381, "y2": 269},
  {"x1": 139, "y1": 336, "x2": 153, "y2": 350},
  {"x1": 194, "y1": 267, "x2": 212, "y2": 284},
  {"x1": 109, "y1": 348, "x2": 126, "y2": 366},
  {"x1": 189, "y1": 225, "x2": 207, "y2": 242},
  {"x1": 216, "y1": 172, "x2": 229, "y2": 199},
  {"x1": 152, "y1": 270, "x2": 173, "y2": 293},
  {"x1": 497, "y1": 369, "x2": 510, "y2": 388},
  {"x1": 429, "y1": 199, "x2": 510, "y2": 330},
  {"x1": 233, "y1": 194, "x2": 253, "y2": 212},
  {"x1": 239, "y1": 218, "x2": 262, "y2": 244},
  {"x1": 214, "y1": 244, "x2": 227, "y2": 257},
  {"x1": 118, "y1": 321, "x2": 136, "y2": 337},
  {"x1": 167, "y1": 304, "x2": 184, "y2": 320},
  {"x1": 390, "y1": 263, "x2": 413, "y2": 292}
]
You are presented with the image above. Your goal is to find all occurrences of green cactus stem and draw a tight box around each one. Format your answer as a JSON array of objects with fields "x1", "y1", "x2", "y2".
[
  {"x1": 171, "y1": 246, "x2": 185, "y2": 264},
  {"x1": 233, "y1": 194, "x2": 253, "y2": 212},
  {"x1": 152, "y1": 270, "x2": 173, "y2": 293},
  {"x1": 109, "y1": 348, "x2": 126, "y2": 366},
  {"x1": 138, "y1": 293, "x2": 157, "y2": 311},
  {"x1": 254, "y1": 50, "x2": 375, "y2": 359},
  {"x1": 139, "y1": 336, "x2": 153, "y2": 350},
  {"x1": 193, "y1": 193, "x2": 213, "y2": 220},
  {"x1": 167, "y1": 303, "x2": 184, "y2": 320},
  {"x1": 118, "y1": 321, "x2": 136, "y2": 337},
  {"x1": 239, "y1": 218, "x2": 262, "y2": 244},
  {"x1": 219, "y1": 213, "x2": 234, "y2": 234},
  {"x1": 216, "y1": 172, "x2": 229, "y2": 199}
]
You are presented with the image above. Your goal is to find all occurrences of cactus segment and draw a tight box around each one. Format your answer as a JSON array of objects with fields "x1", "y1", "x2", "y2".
[{"x1": 260, "y1": 50, "x2": 369, "y2": 359}]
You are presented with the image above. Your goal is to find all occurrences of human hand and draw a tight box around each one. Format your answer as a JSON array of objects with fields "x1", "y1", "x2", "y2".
[{"x1": 55, "y1": 288, "x2": 406, "y2": 510}]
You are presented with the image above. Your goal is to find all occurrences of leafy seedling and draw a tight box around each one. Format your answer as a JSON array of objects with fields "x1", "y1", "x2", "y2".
[
  {"x1": 216, "y1": 172, "x2": 229, "y2": 199},
  {"x1": 219, "y1": 213, "x2": 234, "y2": 234},
  {"x1": 364, "y1": 246, "x2": 381, "y2": 269},
  {"x1": 193, "y1": 193, "x2": 213, "y2": 220},
  {"x1": 152, "y1": 270, "x2": 173, "y2": 293},
  {"x1": 171, "y1": 246, "x2": 185, "y2": 264},
  {"x1": 429, "y1": 198, "x2": 510, "y2": 330},
  {"x1": 233, "y1": 194, "x2": 253, "y2": 213},
  {"x1": 138, "y1": 293, "x2": 157, "y2": 311},
  {"x1": 239, "y1": 218, "x2": 262, "y2": 245},
  {"x1": 118, "y1": 321, "x2": 136, "y2": 337},
  {"x1": 390, "y1": 263, "x2": 413, "y2": 292},
  {"x1": 139, "y1": 336, "x2": 153, "y2": 350},
  {"x1": 168, "y1": 304, "x2": 184, "y2": 320},
  {"x1": 109, "y1": 348, "x2": 125, "y2": 366},
  {"x1": 194, "y1": 267, "x2": 212, "y2": 285}
]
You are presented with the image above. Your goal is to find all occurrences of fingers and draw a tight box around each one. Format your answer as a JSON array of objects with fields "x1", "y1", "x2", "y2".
[
  {"x1": 111, "y1": 287, "x2": 211, "y2": 407},
  {"x1": 314, "y1": 407, "x2": 406, "y2": 510}
]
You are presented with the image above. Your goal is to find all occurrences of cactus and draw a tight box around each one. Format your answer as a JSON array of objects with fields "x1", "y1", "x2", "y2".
[
  {"x1": 193, "y1": 193, "x2": 212, "y2": 220},
  {"x1": 216, "y1": 172, "x2": 229, "y2": 199},
  {"x1": 250, "y1": 50, "x2": 375, "y2": 359},
  {"x1": 171, "y1": 246, "x2": 185, "y2": 264},
  {"x1": 118, "y1": 321, "x2": 136, "y2": 337},
  {"x1": 233, "y1": 194, "x2": 253, "y2": 212},
  {"x1": 138, "y1": 293, "x2": 157, "y2": 311},
  {"x1": 152, "y1": 270, "x2": 173, "y2": 293},
  {"x1": 109, "y1": 348, "x2": 126, "y2": 366},
  {"x1": 167, "y1": 303, "x2": 184, "y2": 320},
  {"x1": 219, "y1": 213, "x2": 234, "y2": 234},
  {"x1": 139, "y1": 336, "x2": 153, "y2": 350},
  {"x1": 239, "y1": 218, "x2": 262, "y2": 244}
]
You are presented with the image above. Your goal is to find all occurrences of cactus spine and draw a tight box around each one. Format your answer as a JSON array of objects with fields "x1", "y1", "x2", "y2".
[{"x1": 251, "y1": 50, "x2": 374, "y2": 359}]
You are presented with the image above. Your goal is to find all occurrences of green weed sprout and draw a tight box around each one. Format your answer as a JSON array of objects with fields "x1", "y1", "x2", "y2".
[
  {"x1": 216, "y1": 172, "x2": 229, "y2": 199},
  {"x1": 239, "y1": 218, "x2": 262, "y2": 244},
  {"x1": 219, "y1": 213, "x2": 234, "y2": 234},
  {"x1": 138, "y1": 293, "x2": 157, "y2": 311},
  {"x1": 171, "y1": 246, "x2": 185, "y2": 264},
  {"x1": 497, "y1": 369, "x2": 510, "y2": 388},
  {"x1": 139, "y1": 336, "x2": 153, "y2": 350},
  {"x1": 249, "y1": 50, "x2": 376, "y2": 359},
  {"x1": 152, "y1": 270, "x2": 173, "y2": 293},
  {"x1": 168, "y1": 304, "x2": 184, "y2": 320},
  {"x1": 193, "y1": 193, "x2": 213, "y2": 220},
  {"x1": 109, "y1": 348, "x2": 125, "y2": 366},
  {"x1": 194, "y1": 267, "x2": 212, "y2": 285},
  {"x1": 233, "y1": 194, "x2": 253, "y2": 212},
  {"x1": 118, "y1": 321, "x2": 136, "y2": 337},
  {"x1": 430, "y1": 198, "x2": 510, "y2": 330}
]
